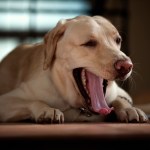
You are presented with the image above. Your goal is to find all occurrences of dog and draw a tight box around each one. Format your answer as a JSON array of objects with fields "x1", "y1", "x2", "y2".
[{"x1": 0, "y1": 15, "x2": 148, "y2": 123}]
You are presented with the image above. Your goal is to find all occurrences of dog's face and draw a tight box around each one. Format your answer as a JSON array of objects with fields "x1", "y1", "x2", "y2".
[
  {"x1": 44, "y1": 16, "x2": 133, "y2": 115},
  {"x1": 55, "y1": 16, "x2": 132, "y2": 80}
]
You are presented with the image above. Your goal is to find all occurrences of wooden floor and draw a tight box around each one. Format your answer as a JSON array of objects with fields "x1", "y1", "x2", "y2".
[
  {"x1": 0, "y1": 123, "x2": 150, "y2": 139},
  {"x1": 0, "y1": 123, "x2": 150, "y2": 149}
]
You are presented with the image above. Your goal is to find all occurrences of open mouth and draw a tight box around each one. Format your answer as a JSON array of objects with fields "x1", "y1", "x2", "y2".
[{"x1": 73, "y1": 68, "x2": 113, "y2": 115}]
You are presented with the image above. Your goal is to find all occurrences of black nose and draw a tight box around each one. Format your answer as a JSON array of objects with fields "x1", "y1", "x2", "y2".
[{"x1": 114, "y1": 59, "x2": 133, "y2": 77}]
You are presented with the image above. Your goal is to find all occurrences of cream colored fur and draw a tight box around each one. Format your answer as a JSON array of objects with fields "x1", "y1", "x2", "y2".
[{"x1": 0, "y1": 15, "x2": 148, "y2": 123}]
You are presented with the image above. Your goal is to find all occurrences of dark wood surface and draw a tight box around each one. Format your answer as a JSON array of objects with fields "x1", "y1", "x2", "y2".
[
  {"x1": 0, "y1": 123, "x2": 150, "y2": 149},
  {"x1": 0, "y1": 123, "x2": 150, "y2": 139}
]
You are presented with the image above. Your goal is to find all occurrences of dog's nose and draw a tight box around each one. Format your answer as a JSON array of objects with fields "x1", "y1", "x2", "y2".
[{"x1": 114, "y1": 59, "x2": 133, "y2": 77}]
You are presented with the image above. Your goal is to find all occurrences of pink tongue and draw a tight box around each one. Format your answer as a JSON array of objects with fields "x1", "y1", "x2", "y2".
[{"x1": 86, "y1": 71, "x2": 113, "y2": 115}]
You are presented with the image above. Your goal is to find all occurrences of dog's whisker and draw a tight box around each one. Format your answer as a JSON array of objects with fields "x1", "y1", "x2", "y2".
[{"x1": 128, "y1": 75, "x2": 137, "y2": 91}]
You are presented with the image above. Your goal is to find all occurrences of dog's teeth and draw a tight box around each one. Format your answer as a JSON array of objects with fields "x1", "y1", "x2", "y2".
[
  {"x1": 81, "y1": 69, "x2": 90, "y2": 96},
  {"x1": 82, "y1": 69, "x2": 85, "y2": 75},
  {"x1": 81, "y1": 69, "x2": 86, "y2": 85},
  {"x1": 83, "y1": 78, "x2": 86, "y2": 85}
]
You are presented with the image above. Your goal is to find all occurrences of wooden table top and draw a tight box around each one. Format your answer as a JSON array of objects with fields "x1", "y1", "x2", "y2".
[
  {"x1": 0, "y1": 123, "x2": 150, "y2": 139},
  {"x1": 0, "y1": 123, "x2": 150, "y2": 150}
]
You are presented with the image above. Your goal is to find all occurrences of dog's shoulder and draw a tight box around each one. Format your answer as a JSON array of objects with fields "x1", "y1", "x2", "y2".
[{"x1": 0, "y1": 42, "x2": 45, "y2": 92}]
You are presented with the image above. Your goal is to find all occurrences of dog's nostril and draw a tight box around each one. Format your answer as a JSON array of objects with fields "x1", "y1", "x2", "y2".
[{"x1": 114, "y1": 59, "x2": 133, "y2": 76}]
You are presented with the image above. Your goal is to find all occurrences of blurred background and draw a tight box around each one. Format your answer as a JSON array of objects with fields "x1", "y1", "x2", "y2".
[{"x1": 0, "y1": 0, "x2": 150, "y2": 104}]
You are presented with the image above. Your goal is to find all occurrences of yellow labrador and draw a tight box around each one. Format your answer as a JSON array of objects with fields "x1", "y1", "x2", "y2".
[{"x1": 0, "y1": 15, "x2": 148, "y2": 123}]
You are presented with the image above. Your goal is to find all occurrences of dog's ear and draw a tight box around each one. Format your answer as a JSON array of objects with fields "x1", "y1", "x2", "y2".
[{"x1": 43, "y1": 19, "x2": 67, "y2": 70}]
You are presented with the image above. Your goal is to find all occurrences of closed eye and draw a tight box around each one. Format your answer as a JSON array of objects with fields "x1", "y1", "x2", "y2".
[{"x1": 81, "y1": 40, "x2": 97, "y2": 47}]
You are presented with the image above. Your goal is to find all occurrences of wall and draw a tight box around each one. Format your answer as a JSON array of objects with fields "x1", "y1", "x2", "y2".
[{"x1": 129, "y1": 0, "x2": 150, "y2": 103}]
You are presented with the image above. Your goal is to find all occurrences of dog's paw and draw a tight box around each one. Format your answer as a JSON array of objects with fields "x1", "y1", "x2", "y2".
[
  {"x1": 115, "y1": 107, "x2": 148, "y2": 123},
  {"x1": 35, "y1": 107, "x2": 64, "y2": 124}
]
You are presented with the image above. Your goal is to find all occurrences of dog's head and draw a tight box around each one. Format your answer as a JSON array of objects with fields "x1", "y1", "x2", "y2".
[{"x1": 44, "y1": 15, "x2": 133, "y2": 115}]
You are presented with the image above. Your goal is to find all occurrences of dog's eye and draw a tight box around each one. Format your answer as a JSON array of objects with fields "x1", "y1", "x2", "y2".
[
  {"x1": 82, "y1": 40, "x2": 97, "y2": 47},
  {"x1": 115, "y1": 37, "x2": 122, "y2": 45}
]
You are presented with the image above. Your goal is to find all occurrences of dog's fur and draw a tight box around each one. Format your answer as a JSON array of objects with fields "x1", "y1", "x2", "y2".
[{"x1": 0, "y1": 15, "x2": 148, "y2": 123}]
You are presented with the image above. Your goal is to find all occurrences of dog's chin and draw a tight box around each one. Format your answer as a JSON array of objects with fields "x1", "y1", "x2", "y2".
[{"x1": 73, "y1": 68, "x2": 113, "y2": 115}]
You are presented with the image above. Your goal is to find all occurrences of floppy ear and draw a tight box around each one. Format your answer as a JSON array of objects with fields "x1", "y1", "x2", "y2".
[{"x1": 43, "y1": 19, "x2": 67, "y2": 70}]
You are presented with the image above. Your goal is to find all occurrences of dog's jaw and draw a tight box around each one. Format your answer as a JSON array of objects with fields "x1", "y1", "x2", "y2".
[{"x1": 73, "y1": 68, "x2": 113, "y2": 115}]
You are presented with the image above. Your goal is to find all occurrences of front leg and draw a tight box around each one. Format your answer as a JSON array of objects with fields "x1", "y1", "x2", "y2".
[
  {"x1": 107, "y1": 82, "x2": 148, "y2": 123},
  {"x1": 0, "y1": 86, "x2": 64, "y2": 123},
  {"x1": 30, "y1": 101, "x2": 64, "y2": 123},
  {"x1": 111, "y1": 96, "x2": 148, "y2": 123}
]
